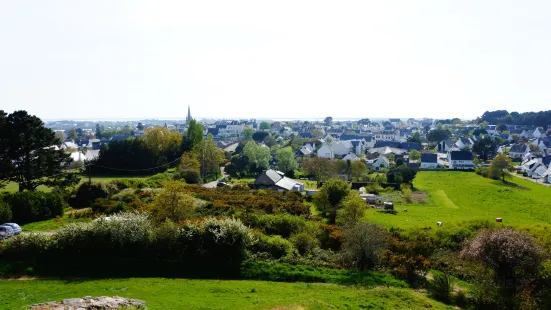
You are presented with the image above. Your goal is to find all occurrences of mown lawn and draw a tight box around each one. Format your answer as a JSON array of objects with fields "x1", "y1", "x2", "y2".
[
  {"x1": 0, "y1": 278, "x2": 451, "y2": 310},
  {"x1": 365, "y1": 171, "x2": 551, "y2": 229}
]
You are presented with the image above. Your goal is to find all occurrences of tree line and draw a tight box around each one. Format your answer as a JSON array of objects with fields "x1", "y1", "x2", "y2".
[{"x1": 478, "y1": 110, "x2": 551, "y2": 128}]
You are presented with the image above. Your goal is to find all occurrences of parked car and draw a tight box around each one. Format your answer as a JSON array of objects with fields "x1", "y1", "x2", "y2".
[
  {"x1": 216, "y1": 181, "x2": 229, "y2": 187},
  {"x1": 0, "y1": 225, "x2": 15, "y2": 239},
  {"x1": 2, "y1": 223, "x2": 21, "y2": 234}
]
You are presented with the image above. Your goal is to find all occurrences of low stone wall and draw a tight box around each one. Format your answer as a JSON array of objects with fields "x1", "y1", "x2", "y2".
[{"x1": 29, "y1": 296, "x2": 146, "y2": 310}]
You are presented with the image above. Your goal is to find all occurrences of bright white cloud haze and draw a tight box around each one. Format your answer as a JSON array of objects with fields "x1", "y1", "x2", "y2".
[{"x1": 1, "y1": 1, "x2": 550, "y2": 120}]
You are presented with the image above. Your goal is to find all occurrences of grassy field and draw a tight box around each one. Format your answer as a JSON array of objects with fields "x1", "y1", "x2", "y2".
[
  {"x1": 365, "y1": 171, "x2": 551, "y2": 229},
  {"x1": 0, "y1": 278, "x2": 451, "y2": 310},
  {"x1": 21, "y1": 209, "x2": 92, "y2": 232}
]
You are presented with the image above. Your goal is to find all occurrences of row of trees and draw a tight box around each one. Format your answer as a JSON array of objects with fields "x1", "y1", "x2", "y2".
[{"x1": 479, "y1": 110, "x2": 551, "y2": 128}]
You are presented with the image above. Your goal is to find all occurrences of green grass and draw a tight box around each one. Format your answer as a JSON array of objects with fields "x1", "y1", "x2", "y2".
[
  {"x1": 0, "y1": 278, "x2": 452, "y2": 309},
  {"x1": 21, "y1": 209, "x2": 92, "y2": 232},
  {"x1": 365, "y1": 171, "x2": 551, "y2": 229}
]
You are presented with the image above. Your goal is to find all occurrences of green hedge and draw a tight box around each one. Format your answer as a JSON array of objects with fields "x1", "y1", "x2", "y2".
[
  {"x1": 0, "y1": 213, "x2": 253, "y2": 277},
  {"x1": 2, "y1": 191, "x2": 64, "y2": 224}
]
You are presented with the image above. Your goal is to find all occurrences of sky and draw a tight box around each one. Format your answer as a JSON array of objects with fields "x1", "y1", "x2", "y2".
[{"x1": 1, "y1": 1, "x2": 550, "y2": 121}]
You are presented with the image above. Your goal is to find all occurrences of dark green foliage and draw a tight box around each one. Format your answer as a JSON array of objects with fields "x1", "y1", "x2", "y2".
[
  {"x1": 427, "y1": 128, "x2": 451, "y2": 142},
  {"x1": 314, "y1": 178, "x2": 351, "y2": 224},
  {"x1": 0, "y1": 200, "x2": 12, "y2": 223},
  {"x1": 480, "y1": 110, "x2": 551, "y2": 128},
  {"x1": 180, "y1": 170, "x2": 202, "y2": 184},
  {"x1": 252, "y1": 131, "x2": 269, "y2": 142},
  {"x1": 387, "y1": 165, "x2": 417, "y2": 184},
  {"x1": 472, "y1": 137, "x2": 498, "y2": 161},
  {"x1": 2, "y1": 191, "x2": 64, "y2": 224},
  {"x1": 0, "y1": 110, "x2": 78, "y2": 191},
  {"x1": 181, "y1": 119, "x2": 204, "y2": 152},
  {"x1": 92, "y1": 139, "x2": 168, "y2": 176},
  {"x1": 0, "y1": 214, "x2": 253, "y2": 278},
  {"x1": 69, "y1": 182, "x2": 116, "y2": 209}
]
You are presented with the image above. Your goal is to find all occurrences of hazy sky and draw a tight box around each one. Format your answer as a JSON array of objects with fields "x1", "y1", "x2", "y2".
[{"x1": 1, "y1": 1, "x2": 550, "y2": 121}]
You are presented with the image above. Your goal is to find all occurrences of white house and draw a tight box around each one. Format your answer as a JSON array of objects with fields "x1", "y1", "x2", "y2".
[
  {"x1": 330, "y1": 141, "x2": 354, "y2": 157},
  {"x1": 435, "y1": 140, "x2": 458, "y2": 152},
  {"x1": 448, "y1": 151, "x2": 474, "y2": 170},
  {"x1": 317, "y1": 144, "x2": 334, "y2": 159},
  {"x1": 372, "y1": 155, "x2": 390, "y2": 171},
  {"x1": 420, "y1": 153, "x2": 439, "y2": 169},
  {"x1": 533, "y1": 128, "x2": 542, "y2": 139},
  {"x1": 342, "y1": 153, "x2": 360, "y2": 161},
  {"x1": 455, "y1": 137, "x2": 472, "y2": 150},
  {"x1": 508, "y1": 144, "x2": 530, "y2": 159}
]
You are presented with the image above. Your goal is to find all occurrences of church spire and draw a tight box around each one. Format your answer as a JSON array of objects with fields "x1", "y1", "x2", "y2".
[{"x1": 186, "y1": 105, "x2": 192, "y2": 124}]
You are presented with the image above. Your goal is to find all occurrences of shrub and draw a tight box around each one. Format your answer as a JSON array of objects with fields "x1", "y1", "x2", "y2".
[
  {"x1": 3, "y1": 191, "x2": 64, "y2": 224},
  {"x1": 250, "y1": 231, "x2": 294, "y2": 258},
  {"x1": 290, "y1": 232, "x2": 320, "y2": 255},
  {"x1": 248, "y1": 214, "x2": 308, "y2": 238},
  {"x1": 341, "y1": 222, "x2": 389, "y2": 270},
  {"x1": 0, "y1": 213, "x2": 254, "y2": 277},
  {"x1": 69, "y1": 182, "x2": 117, "y2": 209},
  {"x1": 111, "y1": 188, "x2": 139, "y2": 203},
  {"x1": 400, "y1": 184, "x2": 413, "y2": 204},
  {"x1": 179, "y1": 170, "x2": 202, "y2": 184},
  {"x1": 429, "y1": 272, "x2": 454, "y2": 303},
  {"x1": 0, "y1": 200, "x2": 12, "y2": 223},
  {"x1": 461, "y1": 227, "x2": 547, "y2": 307}
]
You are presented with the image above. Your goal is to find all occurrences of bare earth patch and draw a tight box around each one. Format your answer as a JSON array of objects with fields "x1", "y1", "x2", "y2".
[{"x1": 411, "y1": 191, "x2": 428, "y2": 203}]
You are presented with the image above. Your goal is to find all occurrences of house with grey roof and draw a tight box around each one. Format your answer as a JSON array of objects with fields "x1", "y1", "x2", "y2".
[
  {"x1": 448, "y1": 151, "x2": 474, "y2": 170},
  {"x1": 254, "y1": 169, "x2": 304, "y2": 192}
]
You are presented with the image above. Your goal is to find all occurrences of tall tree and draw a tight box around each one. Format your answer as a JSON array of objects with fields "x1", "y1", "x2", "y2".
[
  {"x1": 350, "y1": 161, "x2": 368, "y2": 181},
  {"x1": 0, "y1": 110, "x2": 78, "y2": 191},
  {"x1": 324, "y1": 116, "x2": 333, "y2": 126},
  {"x1": 275, "y1": 147, "x2": 298, "y2": 174},
  {"x1": 243, "y1": 141, "x2": 271, "y2": 171},
  {"x1": 472, "y1": 137, "x2": 498, "y2": 161},
  {"x1": 242, "y1": 127, "x2": 253, "y2": 141},
  {"x1": 69, "y1": 128, "x2": 78, "y2": 140},
  {"x1": 407, "y1": 132, "x2": 422, "y2": 144},
  {"x1": 314, "y1": 178, "x2": 351, "y2": 224},
  {"x1": 137, "y1": 122, "x2": 144, "y2": 130},
  {"x1": 489, "y1": 154, "x2": 513, "y2": 182},
  {"x1": 181, "y1": 119, "x2": 204, "y2": 152},
  {"x1": 95, "y1": 124, "x2": 102, "y2": 139},
  {"x1": 302, "y1": 157, "x2": 336, "y2": 183},
  {"x1": 337, "y1": 191, "x2": 368, "y2": 226},
  {"x1": 195, "y1": 134, "x2": 224, "y2": 179},
  {"x1": 259, "y1": 121, "x2": 270, "y2": 130},
  {"x1": 409, "y1": 149, "x2": 421, "y2": 161}
]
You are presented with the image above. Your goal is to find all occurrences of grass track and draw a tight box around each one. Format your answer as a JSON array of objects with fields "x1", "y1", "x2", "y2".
[{"x1": 0, "y1": 278, "x2": 452, "y2": 310}]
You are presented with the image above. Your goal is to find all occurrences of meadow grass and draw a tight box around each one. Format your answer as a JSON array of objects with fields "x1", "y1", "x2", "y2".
[
  {"x1": 0, "y1": 278, "x2": 451, "y2": 310},
  {"x1": 365, "y1": 171, "x2": 551, "y2": 229}
]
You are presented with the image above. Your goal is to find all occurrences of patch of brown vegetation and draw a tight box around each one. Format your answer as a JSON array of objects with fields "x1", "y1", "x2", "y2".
[{"x1": 411, "y1": 191, "x2": 428, "y2": 203}]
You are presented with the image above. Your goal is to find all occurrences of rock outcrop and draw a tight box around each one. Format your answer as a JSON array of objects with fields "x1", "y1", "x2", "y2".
[{"x1": 29, "y1": 296, "x2": 146, "y2": 309}]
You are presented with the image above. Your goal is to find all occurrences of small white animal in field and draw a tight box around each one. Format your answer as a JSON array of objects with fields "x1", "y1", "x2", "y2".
[{"x1": 437, "y1": 222, "x2": 443, "y2": 227}]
